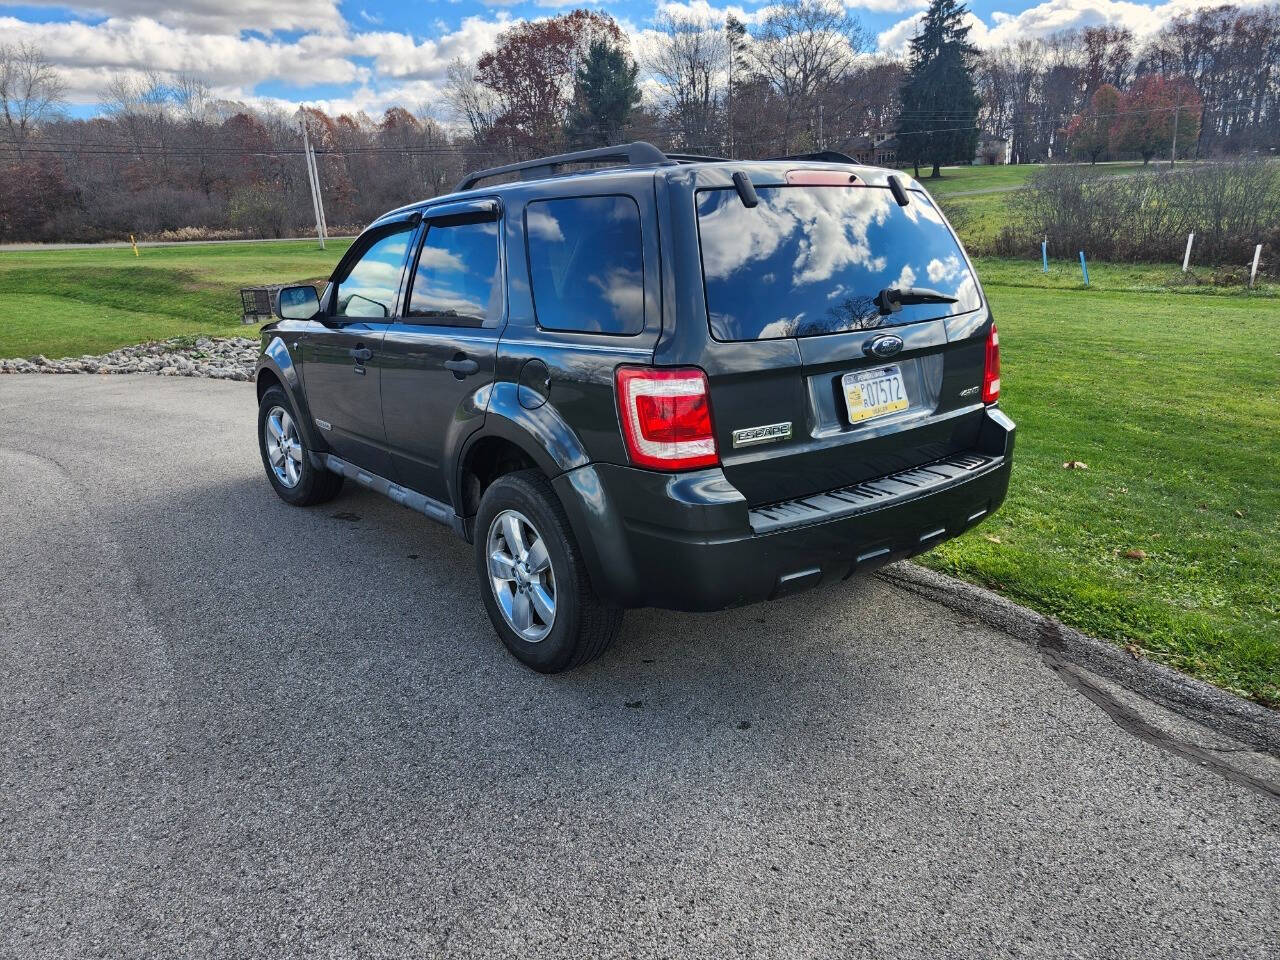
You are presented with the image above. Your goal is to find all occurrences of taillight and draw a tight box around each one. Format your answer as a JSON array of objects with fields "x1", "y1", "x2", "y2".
[
  {"x1": 615, "y1": 366, "x2": 719, "y2": 471},
  {"x1": 982, "y1": 324, "x2": 1000, "y2": 404}
]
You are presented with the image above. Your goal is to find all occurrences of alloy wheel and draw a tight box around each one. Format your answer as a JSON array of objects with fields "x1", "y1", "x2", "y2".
[
  {"x1": 264, "y1": 405, "x2": 303, "y2": 488},
  {"x1": 486, "y1": 509, "x2": 556, "y2": 642}
]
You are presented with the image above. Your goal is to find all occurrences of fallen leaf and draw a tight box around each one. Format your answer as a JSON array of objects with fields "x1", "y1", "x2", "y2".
[
  {"x1": 1122, "y1": 548, "x2": 1146, "y2": 561},
  {"x1": 1124, "y1": 643, "x2": 1144, "y2": 660},
  {"x1": 983, "y1": 534, "x2": 1002, "y2": 544},
  {"x1": 1234, "y1": 509, "x2": 1245, "y2": 518},
  {"x1": 1062, "y1": 460, "x2": 1089, "y2": 470}
]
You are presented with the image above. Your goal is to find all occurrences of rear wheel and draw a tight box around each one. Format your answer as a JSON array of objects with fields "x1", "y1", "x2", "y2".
[
  {"x1": 475, "y1": 470, "x2": 622, "y2": 672},
  {"x1": 257, "y1": 385, "x2": 343, "y2": 506}
]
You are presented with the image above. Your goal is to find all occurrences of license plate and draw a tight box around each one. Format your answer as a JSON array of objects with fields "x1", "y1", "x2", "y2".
[{"x1": 842, "y1": 365, "x2": 909, "y2": 424}]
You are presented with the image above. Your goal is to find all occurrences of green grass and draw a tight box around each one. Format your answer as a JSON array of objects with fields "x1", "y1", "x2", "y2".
[
  {"x1": 923, "y1": 258, "x2": 1279, "y2": 706},
  {"x1": 0, "y1": 240, "x2": 351, "y2": 357},
  {"x1": 910, "y1": 161, "x2": 1147, "y2": 196},
  {"x1": 1, "y1": 238, "x2": 1275, "y2": 705}
]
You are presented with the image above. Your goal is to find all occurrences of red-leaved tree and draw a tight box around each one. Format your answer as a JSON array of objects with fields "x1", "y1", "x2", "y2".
[
  {"x1": 476, "y1": 9, "x2": 624, "y2": 155},
  {"x1": 1065, "y1": 83, "x2": 1121, "y2": 163},
  {"x1": 1111, "y1": 74, "x2": 1202, "y2": 163}
]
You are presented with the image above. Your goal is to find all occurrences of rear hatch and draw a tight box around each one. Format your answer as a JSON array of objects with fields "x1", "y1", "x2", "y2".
[{"x1": 689, "y1": 170, "x2": 991, "y2": 507}]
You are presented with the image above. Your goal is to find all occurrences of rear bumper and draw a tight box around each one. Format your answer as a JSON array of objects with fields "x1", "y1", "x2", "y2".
[{"x1": 554, "y1": 407, "x2": 1015, "y2": 612}]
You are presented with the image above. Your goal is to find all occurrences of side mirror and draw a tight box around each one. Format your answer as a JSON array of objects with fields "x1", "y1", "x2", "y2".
[{"x1": 275, "y1": 284, "x2": 320, "y2": 320}]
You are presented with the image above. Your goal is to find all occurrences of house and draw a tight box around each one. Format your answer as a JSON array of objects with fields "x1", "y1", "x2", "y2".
[
  {"x1": 974, "y1": 133, "x2": 1009, "y2": 165},
  {"x1": 845, "y1": 130, "x2": 898, "y2": 166}
]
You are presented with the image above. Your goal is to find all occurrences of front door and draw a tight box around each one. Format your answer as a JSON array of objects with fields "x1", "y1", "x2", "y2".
[
  {"x1": 301, "y1": 221, "x2": 417, "y2": 476},
  {"x1": 381, "y1": 202, "x2": 504, "y2": 502}
]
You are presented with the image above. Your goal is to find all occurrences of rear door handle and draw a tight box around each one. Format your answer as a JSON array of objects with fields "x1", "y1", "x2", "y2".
[
  {"x1": 444, "y1": 357, "x2": 479, "y2": 377},
  {"x1": 349, "y1": 346, "x2": 373, "y2": 362}
]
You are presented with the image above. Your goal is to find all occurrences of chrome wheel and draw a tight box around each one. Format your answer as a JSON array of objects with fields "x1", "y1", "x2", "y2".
[
  {"x1": 486, "y1": 509, "x2": 556, "y2": 643},
  {"x1": 264, "y1": 405, "x2": 303, "y2": 489}
]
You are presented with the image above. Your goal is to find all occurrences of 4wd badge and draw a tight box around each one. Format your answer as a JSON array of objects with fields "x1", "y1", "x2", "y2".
[{"x1": 732, "y1": 421, "x2": 792, "y2": 448}]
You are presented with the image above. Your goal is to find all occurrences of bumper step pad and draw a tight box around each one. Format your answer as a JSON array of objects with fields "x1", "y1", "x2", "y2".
[{"x1": 748, "y1": 452, "x2": 1000, "y2": 534}]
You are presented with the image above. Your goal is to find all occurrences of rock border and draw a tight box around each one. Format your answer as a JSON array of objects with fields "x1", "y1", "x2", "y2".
[
  {"x1": 881, "y1": 562, "x2": 1280, "y2": 754},
  {"x1": 0, "y1": 336, "x2": 257, "y2": 381}
]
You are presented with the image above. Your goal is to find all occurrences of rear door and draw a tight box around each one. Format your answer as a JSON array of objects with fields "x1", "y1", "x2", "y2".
[
  {"x1": 301, "y1": 218, "x2": 417, "y2": 476},
  {"x1": 380, "y1": 198, "x2": 504, "y2": 502},
  {"x1": 665, "y1": 168, "x2": 990, "y2": 506}
]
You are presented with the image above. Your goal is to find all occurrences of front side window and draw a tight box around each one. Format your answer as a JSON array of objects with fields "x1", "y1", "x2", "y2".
[
  {"x1": 406, "y1": 217, "x2": 503, "y2": 327},
  {"x1": 696, "y1": 185, "x2": 981, "y2": 341},
  {"x1": 526, "y1": 196, "x2": 644, "y2": 336},
  {"x1": 334, "y1": 224, "x2": 415, "y2": 319}
]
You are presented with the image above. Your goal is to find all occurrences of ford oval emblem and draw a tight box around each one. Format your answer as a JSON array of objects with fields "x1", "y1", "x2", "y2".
[{"x1": 867, "y1": 335, "x2": 903, "y2": 359}]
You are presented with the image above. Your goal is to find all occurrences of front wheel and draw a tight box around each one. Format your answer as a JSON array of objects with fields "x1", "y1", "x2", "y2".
[
  {"x1": 257, "y1": 385, "x2": 343, "y2": 506},
  {"x1": 475, "y1": 470, "x2": 623, "y2": 672}
]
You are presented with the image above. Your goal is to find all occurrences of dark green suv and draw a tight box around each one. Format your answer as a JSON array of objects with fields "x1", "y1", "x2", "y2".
[{"x1": 255, "y1": 142, "x2": 1014, "y2": 672}]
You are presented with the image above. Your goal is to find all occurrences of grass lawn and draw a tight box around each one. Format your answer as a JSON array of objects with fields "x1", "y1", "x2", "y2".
[
  {"x1": 909, "y1": 161, "x2": 1147, "y2": 196},
  {"x1": 0, "y1": 239, "x2": 1275, "y2": 705},
  {"x1": 926, "y1": 259, "x2": 1279, "y2": 706},
  {"x1": 0, "y1": 240, "x2": 351, "y2": 358}
]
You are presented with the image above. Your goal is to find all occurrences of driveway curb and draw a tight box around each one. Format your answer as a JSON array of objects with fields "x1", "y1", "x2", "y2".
[{"x1": 880, "y1": 562, "x2": 1280, "y2": 755}]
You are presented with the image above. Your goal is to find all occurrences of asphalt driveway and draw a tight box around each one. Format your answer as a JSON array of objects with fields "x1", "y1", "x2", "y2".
[{"x1": 1, "y1": 375, "x2": 1276, "y2": 959}]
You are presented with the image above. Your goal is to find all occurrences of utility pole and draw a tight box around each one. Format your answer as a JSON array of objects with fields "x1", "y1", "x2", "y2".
[
  {"x1": 299, "y1": 111, "x2": 327, "y2": 249},
  {"x1": 1170, "y1": 97, "x2": 1180, "y2": 166}
]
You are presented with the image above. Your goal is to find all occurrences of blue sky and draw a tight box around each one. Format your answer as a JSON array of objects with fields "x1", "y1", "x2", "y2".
[{"x1": 0, "y1": 0, "x2": 1256, "y2": 118}]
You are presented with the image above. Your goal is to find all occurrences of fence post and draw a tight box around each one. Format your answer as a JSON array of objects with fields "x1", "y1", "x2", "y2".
[
  {"x1": 1182, "y1": 232, "x2": 1194, "y2": 272},
  {"x1": 1250, "y1": 244, "x2": 1262, "y2": 289},
  {"x1": 1042, "y1": 237, "x2": 1048, "y2": 274},
  {"x1": 1079, "y1": 251, "x2": 1089, "y2": 287}
]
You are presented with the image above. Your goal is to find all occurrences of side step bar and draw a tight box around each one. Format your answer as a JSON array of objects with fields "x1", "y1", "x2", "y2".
[
  {"x1": 748, "y1": 452, "x2": 1003, "y2": 535},
  {"x1": 311, "y1": 452, "x2": 467, "y2": 539}
]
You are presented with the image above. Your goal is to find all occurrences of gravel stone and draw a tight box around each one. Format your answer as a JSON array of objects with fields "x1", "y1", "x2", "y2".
[{"x1": 0, "y1": 336, "x2": 258, "y2": 381}]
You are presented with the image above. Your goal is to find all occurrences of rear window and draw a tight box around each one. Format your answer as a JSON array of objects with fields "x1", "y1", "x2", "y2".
[
  {"x1": 526, "y1": 196, "x2": 644, "y2": 335},
  {"x1": 696, "y1": 185, "x2": 980, "y2": 341}
]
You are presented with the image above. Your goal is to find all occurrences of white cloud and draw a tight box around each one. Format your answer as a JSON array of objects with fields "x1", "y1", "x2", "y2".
[
  {"x1": 0, "y1": 0, "x2": 342, "y2": 34},
  {"x1": 0, "y1": 11, "x2": 510, "y2": 111},
  {"x1": 877, "y1": 0, "x2": 1277, "y2": 54}
]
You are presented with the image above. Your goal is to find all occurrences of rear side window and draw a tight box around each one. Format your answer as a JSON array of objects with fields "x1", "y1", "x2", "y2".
[
  {"x1": 696, "y1": 185, "x2": 981, "y2": 341},
  {"x1": 406, "y1": 217, "x2": 502, "y2": 327},
  {"x1": 525, "y1": 196, "x2": 644, "y2": 335}
]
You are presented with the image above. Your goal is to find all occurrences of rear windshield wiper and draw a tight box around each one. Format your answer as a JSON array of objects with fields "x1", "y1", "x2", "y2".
[{"x1": 875, "y1": 286, "x2": 958, "y2": 315}]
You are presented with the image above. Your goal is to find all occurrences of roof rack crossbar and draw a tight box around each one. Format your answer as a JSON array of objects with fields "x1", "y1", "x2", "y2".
[{"x1": 455, "y1": 141, "x2": 673, "y2": 192}]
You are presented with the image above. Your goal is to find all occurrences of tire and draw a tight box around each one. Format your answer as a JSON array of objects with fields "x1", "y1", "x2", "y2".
[
  {"x1": 257, "y1": 385, "x2": 344, "y2": 507},
  {"x1": 475, "y1": 470, "x2": 623, "y2": 672}
]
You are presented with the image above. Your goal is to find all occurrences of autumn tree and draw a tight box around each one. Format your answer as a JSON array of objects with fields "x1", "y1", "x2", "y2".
[
  {"x1": 898, "y1": 0, "x2": 980, "y2": 178},
  {"x1": 1111, "y1": 74, "x2": 1202, "y2": 163},
  {"x1": 475, "y1": 9, "x2": 625, "y2": 155},
  {"x1": 1065, "y1": 83, "x2": 1121, "y2": 163}
]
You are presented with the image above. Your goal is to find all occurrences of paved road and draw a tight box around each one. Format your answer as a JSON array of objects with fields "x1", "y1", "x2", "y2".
[{"x1": 1, "y1": 376, "x2": 1276, "y2": 959}]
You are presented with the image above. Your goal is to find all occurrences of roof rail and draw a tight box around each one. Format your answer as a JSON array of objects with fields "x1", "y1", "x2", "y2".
[
  {"x1": 765, "y1": 150, "x2": 858, "y2": 164},
  {"x1": 665, "y1": 151, "x2": 729, "y2": 163},
  {"x1": 455, "y1": 141, "x2": 674, "y2": 192}
]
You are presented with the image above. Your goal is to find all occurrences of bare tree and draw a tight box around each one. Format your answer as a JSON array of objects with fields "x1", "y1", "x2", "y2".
[
  {"x1": 749, "y1": 0, "x2": 869, "y2": 150},
  {"x1": 444, "y1": 57, "x2": 500, "y2": 144},
  {"x1": 0, "y1": 42, "x2": 66, "y2": 158},
  {"x1": 646, "y1": 11, "x2": 728, "y2": 152}
]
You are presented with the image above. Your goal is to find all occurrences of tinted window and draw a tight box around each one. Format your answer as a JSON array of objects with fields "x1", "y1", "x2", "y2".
[
  {"x1": 334, "y1": 225, "x2": 414, "y2": 319},
  {"x1": 696, "y1": 186, "x2": 980, "y2": 341},
  {"x1": 407, "y1": 218, "x2": 502, "y2": 327},
  {"x1": 526, "y1": 196, "x2": 644, "y2": 335}
]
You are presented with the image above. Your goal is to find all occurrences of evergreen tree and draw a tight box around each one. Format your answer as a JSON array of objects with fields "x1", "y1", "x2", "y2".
[
  {"x1": 897, "y1": 0, "x2": 980, "y2": 178},
  {"x1": 565, "y1": 41, "x2": 641, "y2": 147}
]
